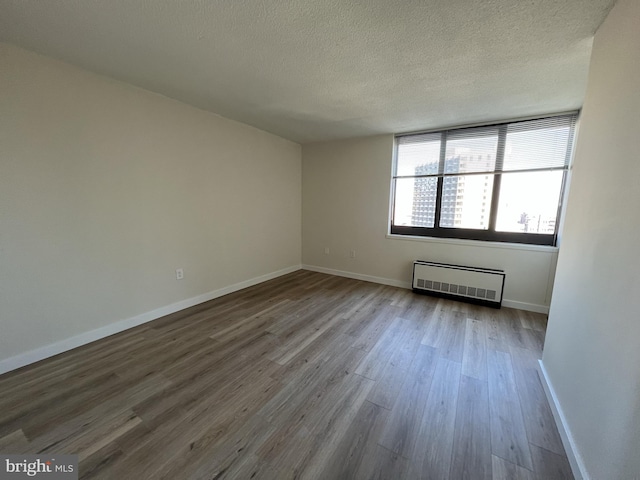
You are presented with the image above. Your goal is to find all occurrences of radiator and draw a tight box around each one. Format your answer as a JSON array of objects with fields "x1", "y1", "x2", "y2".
[{"x1": 412, "y1": 260, "x2": 505, "y2": 308}]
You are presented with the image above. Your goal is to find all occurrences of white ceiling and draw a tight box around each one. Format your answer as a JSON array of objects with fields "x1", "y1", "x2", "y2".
[{"x1": 0, "y1": 0, "x2": 615, "y2": 143}]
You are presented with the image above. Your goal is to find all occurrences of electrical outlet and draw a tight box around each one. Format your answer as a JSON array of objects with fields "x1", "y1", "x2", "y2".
[
  {"x1": 324, "y1": 247, "x2": 330, "y2": 255},
  {"x1": 176, "y1": 268, "x2": 184, "y2": 280},
  {"x1": 349, "y1": 250, "x2": 356, "y2": 258}
]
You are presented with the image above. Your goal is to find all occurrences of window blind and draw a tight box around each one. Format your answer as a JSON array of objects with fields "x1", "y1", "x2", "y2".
[
  {"x1": 390, "y1": 113, "x2": 578, "y2": 246},
  {"x1": 395, "y1": 113, "x2": 577, "y2": 177}
]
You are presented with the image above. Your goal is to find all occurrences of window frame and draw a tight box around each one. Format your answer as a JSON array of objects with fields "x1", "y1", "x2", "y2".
[{"x1": 390, "y1": 113, "x2": 577, "y2": 246}]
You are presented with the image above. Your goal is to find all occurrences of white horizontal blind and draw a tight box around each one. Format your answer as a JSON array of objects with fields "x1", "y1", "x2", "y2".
[
  {"x1": 396, "y1": 132, "x2": 441, "y2": 176},
  {"x1": 395, "y1": 113, "x2": 577, "y2": 177},
  {"x1": 503, "y1": 115, "x2": 576, "y2": 172},
  {"x1": 444, "y1": 127, "x2": 499, "y2": 175}
]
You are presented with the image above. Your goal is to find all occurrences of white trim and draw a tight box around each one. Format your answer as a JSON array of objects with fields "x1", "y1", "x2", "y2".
[
  {"x1": 302, "y1": 264, "x2": 549, "y2": 313},
  {"x1": 302, "y1": 264, "x2": 411, "y2": 289},
  {"x1": 538, "y1": 360, "x2": 589, "y2": 480},
  {"x1": 501, "y1": 300, "x2": 549, "y2": 314},
  {"x1": 0, "y1": 265, "x2": 302, "y2": 375},
  {"x1": 385, "y1": 233, "x2": 559, "y2": 253}
]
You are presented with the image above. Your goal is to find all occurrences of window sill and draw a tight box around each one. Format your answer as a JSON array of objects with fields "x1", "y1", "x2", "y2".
[{"x1": 385, "y1": 233, "x2": 560, "y2": 253}]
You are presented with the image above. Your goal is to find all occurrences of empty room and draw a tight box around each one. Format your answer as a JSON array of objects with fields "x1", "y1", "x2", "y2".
[{"x1": 0, "y1": 0, "x2": 638, "y2": 479}]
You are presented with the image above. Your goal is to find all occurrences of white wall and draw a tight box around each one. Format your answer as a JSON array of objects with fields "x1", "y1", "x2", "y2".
[
  {"x1": 541, "y1": 0, "x2": 640, "y2": 477},
  {"x1": 302, "y1": 135, "x2": 559, "y2": 312},
  {"x1": 0, "y1": 43, "x2": 301, "y2": 370}
]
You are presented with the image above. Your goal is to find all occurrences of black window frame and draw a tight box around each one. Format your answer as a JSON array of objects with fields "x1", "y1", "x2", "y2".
[{"x1": 390, "y1": 114, "x2": 577, "y2": 246}]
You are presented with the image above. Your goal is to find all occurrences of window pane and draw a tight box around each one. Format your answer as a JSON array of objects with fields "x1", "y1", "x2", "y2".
[
  {"x1": 440, "y1": 174, "x2": 494, "y2": 230},
  {"x1": 396, "y1": 134, "x2": 441, "y2": 176},
  {"x1": 393, "y1": 177, "x2": 437, "y2": 228},
  {"x1": 444, "y1": 132, "x2": 498, "y2": 174},
  {"x1": 496, "y1": 171, "x2": 563, "y2": 233}
]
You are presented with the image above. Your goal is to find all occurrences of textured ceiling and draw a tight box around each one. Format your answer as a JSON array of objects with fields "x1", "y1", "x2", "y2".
[{"x1": 0, "y1": 0, "x2": 615, "y2": 143}]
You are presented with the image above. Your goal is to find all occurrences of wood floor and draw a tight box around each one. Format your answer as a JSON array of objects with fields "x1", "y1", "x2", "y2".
[{"x1": 0, "y1": 270, "x2": 573, "y2": 479}]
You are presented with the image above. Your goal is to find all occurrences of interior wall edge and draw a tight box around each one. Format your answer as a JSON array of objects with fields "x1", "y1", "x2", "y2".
[
  {"x1": 538, "y1": 359, "x2": 589, "y2": 480},
  {"x1": 0, "y1": 264, "x2": 303, "y2": 376}
]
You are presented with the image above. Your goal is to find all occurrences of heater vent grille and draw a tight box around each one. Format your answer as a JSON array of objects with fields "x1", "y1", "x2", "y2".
[
  {"x1": 416, "y1": 279, "x2": 499, "y2": 302},
  {"x1": 413, "y1": 261, "x2": 505, "y2": 308}
]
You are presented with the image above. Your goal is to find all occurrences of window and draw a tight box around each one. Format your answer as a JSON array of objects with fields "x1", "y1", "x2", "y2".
[{"x1": 391, "y1": 114, "x2": 577, "y2": 246}]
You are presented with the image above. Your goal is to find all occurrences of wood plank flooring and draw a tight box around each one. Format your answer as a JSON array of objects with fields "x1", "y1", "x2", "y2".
[{"x1": 0, "y1": 270, "x2": 572, "y2": 479}]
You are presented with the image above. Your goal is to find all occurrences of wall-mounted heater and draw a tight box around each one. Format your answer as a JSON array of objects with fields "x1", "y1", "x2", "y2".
[{"x1": 412, "y1": 260, "x2": 505, "y2": 308}]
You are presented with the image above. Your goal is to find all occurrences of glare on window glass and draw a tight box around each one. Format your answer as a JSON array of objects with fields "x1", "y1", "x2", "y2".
[{"x1": 496, "y1": 171, "x2": 563, "y2": 234}]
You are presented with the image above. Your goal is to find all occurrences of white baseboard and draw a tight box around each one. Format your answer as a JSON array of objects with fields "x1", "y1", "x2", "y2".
[
  {"x1": 301, "y1": 264, "x2": 412, "y2": 289},
  {"x1": 0, "y1": 264, "x2": 302, "y2": 375},
  {"x1": 502, "y1": 299, "x2": 549, "y2": 314},
  {"x1": 302, "y1": 264, "x2": 549, "y2": 314},
  {"x1": 538, "y1": 359, "x2": 588, "y2": 480}
]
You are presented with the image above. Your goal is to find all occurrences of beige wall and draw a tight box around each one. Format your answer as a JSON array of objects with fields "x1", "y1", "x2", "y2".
[
  {"x1": 542, "y1": 0, "x2": 640, "y2": 477},
  {"x1": 0, "y1": 43, "x2": 301, "y2": 368},
  {"x1": 302, "y1": 135, "x2": 559, "y2": 312}
]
